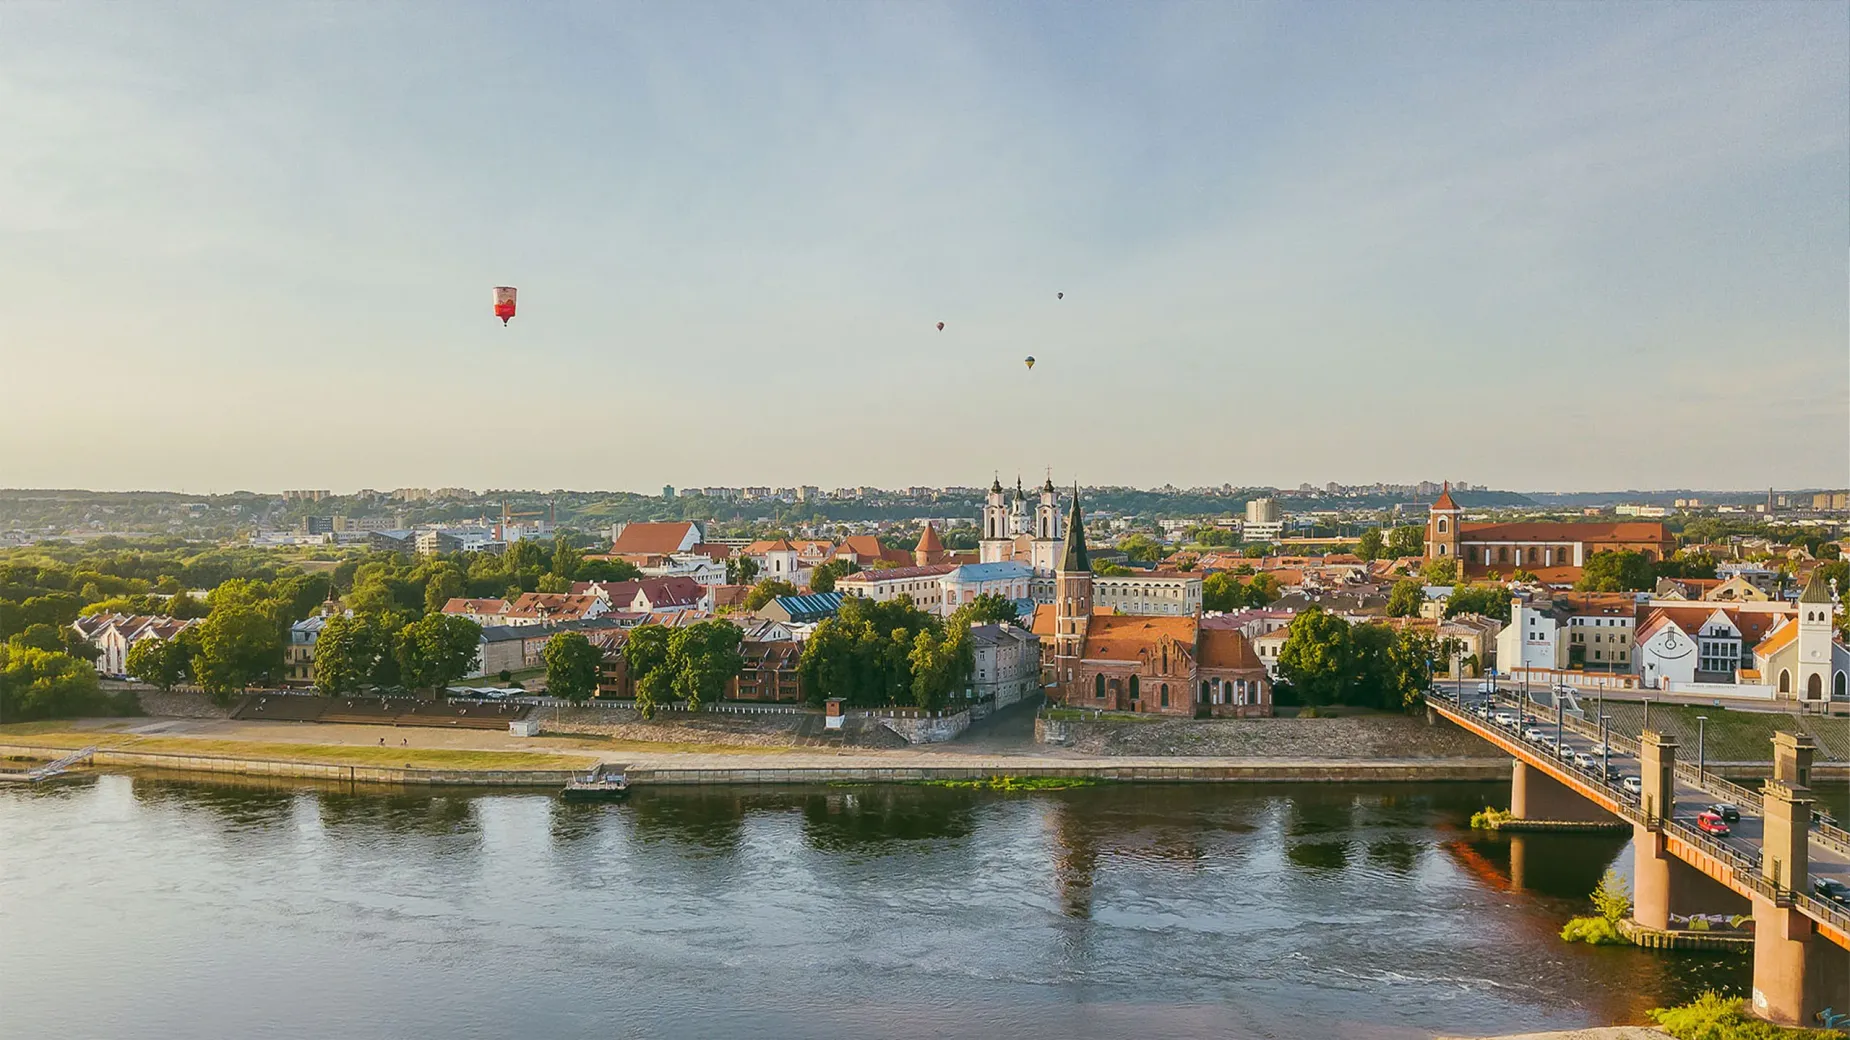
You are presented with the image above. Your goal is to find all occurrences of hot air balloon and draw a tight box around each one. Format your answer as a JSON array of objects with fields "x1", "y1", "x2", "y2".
[
  {"x1": 1024, "y1": 356, "x2": 1036, "y2": 370},
  {"x1": 1056, "y1": 292, "x2": 1063, "y2": 299},
  {"x1": 936, "y1": 322, "x2": 945, "y2": 331},
  {"x1": 493, "y1": 286, "x2": 518, "y2": 325}
]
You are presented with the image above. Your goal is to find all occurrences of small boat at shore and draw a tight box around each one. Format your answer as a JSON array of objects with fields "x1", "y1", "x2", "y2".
[{"x1": 561, "y1": 769, "x2": 629, "y2": 802}]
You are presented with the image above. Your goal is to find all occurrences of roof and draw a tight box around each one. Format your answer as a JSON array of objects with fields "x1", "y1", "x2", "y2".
[
  {"x1": 1030, "y1": 602, "x2": 1056, "y2": 636},
  {"x1": 609, "y1": 522, "x2": 698, "y2": 555},
  {"x1": 1197, "y1": 627, "x2": 1261, "y2": 670},
  {"x1": 1458, "y1": 521, "x2": 1673, "y2": 544},
  {"x1": 834, "y1": 535, "x2": 911, "y2": 565},
  {"x1": 688, "y1": 543, "x2": 734, "y2": 560},
  {"x1": 1799, "y1": 570, "x2": 1833, "y2": 604},
  {"x1": 743, "y1": 539, "x2": 795, "y2": 555},
  {"x1": 768, "y1": 591, "x2": 845, "y2": 622},
  {"x1": 1431, "y1": 482, "x2": 1459, "y2": 511},
  {"x1": 504, "y1": 593, "x2": 604, "y2": 621},
  {"x1": 915, "y1": 524, "x2": 944, "y2": 553},
  {"x1": 837, "y1": 563, "x2": 957, "y2": 583},
  {"x1": 1556, "y1": 592, "x2": 1637, "y2": 617},
  {"x1": 443, "y1": 597, "x2": 508, "y2": 615},
  {"x1": 1640, "y1": 603, "x2": 1788, "y2": 647},
  {"x1": 967, "y1": 623, "x2": 1036, "y2": 648},
  {"x1": 947, "y1": 561, "x2": 1034, "y2": 583},
  {"x1": 1059, "y1": 489, "x2": 1089, "y2": 572},
  {"x1": 1754, "y1": 619, "x2": 1798, "y2": 657},
  {"x1": 1080, "y1": 614, "x2": 1197, "y2": 663}
]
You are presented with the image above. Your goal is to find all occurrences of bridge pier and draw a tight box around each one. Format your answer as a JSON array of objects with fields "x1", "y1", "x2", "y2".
[
  {"x1": 1510, "y1": 759, "x2": 1614, "y2": 822},
  {"x1": 1631, "y1": 731, "x2": 1679, "y2": 932}
]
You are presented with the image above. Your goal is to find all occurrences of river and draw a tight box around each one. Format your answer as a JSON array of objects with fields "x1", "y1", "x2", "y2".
[{"x1": 1, "y1": 775, "x2": 1756, "y2": 1040}]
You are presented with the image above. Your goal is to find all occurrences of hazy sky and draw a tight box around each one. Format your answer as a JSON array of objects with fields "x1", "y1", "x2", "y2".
[{"x1": 3, "y1": 3, "x2": 1845, "y2": 495}]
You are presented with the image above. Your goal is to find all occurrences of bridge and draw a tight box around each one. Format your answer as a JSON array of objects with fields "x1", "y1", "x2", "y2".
[{"x1": 1429, "y1": 691, "x2": 1850, "y2": 1027}]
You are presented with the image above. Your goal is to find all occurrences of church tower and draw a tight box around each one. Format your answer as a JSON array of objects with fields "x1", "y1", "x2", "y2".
[
  {"x1": 1425, "y1": 482, "x2": 1461, "y2": 563},
  {"x1": 1052, "y1": 487, "x2": 1093, "y2": 692},
  {"x1": 1794, "y1": 571, "x2": 1835, "y2": 703},
  {"x1": 1035, "y1": 475, "x2": 1062, "y2": 543},
  {"x1": 1009, "y1": 477, "x2": 1030, "y2": 536},
  {"x1": 980, "y1": 476, "x2": 1009, "y2": 564}
]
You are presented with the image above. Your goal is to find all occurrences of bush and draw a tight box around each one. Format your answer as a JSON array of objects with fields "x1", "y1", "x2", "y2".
[
  {"x1": 1649, "y1": 991, "x2": 1845, "y2": 1039},
  {"x1": 1470, "y1": 807, "x2": 1514, "y2": 830},
  {"x1": 1560, "y1": 915, "x2": 1626, "y2": 945}
]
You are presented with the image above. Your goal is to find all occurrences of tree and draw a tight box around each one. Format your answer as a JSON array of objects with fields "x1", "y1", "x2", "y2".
[
  {"x1": 422, "y1": 565, "x2": 465, "y2": 617},
  {"x1": 1420, "y1": 557, "x2": 1458, "y2": 584},
  {"x1": 1116, "y1": 534, "x2": 1163, "y2": 564},
  {"x1": 126, "y1": 636, "x2": 190, "y2": 691},
  {"x1": 1356, "y1": 528, "x2": 1384, "y2": 562},
  {"x1": 543, "y1": 631, "x2": 604, "y2": 703},
  {"x1": 908, "y1": 623, "x2": 973, "y2": 711},
  {"x1": 947, "y1": 592, "x2": 1018, "y2": 627},
  {"x1": 1384, "y1": 628, "x2": 1438, "y2": 711},
  {"x1": 1656, "y1": 552, "x2": 1718, "y2": 580},
  {"x1": 1385, "y1": 526, "x2": 1425, "y2": 559},
  {"x1": 312, "y1": 614, "x2": 394, "y2": 694},
  {"x1": 1385, "y1": 579, "x2": 1424, "y2": 618},
  {"x1": 808, "y1": 559, "x2": 858, "y2": 594},
  {"x1": 1443, "y1": 584, "x2": 1512, "y2": 622},
  {"x1": 1276, "y1": 607, "x2": 1355, "y2": 707},
  {"x1": 663, "y1": 621, "x2": 744, "y2": 710},
  {"x1": 1091, "y1": 561, "x2": 1134, "y2": 576},
  {"x1": 550, "y1": 534, "x2": 583, "y2": 581},
  {"x1": 577, "y1": 558, "x2": 642, "y2": 582},
  {"x1": 625, "y1": 625, "x2": 673, "y2": 717},
  {"x1": 1245, "y1": 572, "x2": 1282, "y2": 606},
  {"x1": 743, "y1": 579, "x2": 799, "y2": 612},
  {"x1": 535, "y1": 573, "x2": 572, "y2": 594},
  {"x1": 726, "y1": 555, "x2": 761, "y2": 586},
  {"x1": 190, "y1": 602, "x2": 285, "y2": 703},
  {"x1": 1576, "y1": 550, "x2": 1654, "y2": 592},
  {"x1": 0, "y1": 645, "x2": 107, "y2": 722},
  {"x1": 7, "y1": 624, "x2": 63, "y2": 653},
  {"x1": 393, "y1": 613, "x2": 482, "y2": 694},
  {"x1": 1202, "y1": 572, "x2": 1244, "y2": 613}
]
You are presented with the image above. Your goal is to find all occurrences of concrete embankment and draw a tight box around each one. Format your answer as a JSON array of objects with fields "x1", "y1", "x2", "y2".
[{"x1": 0, "y1": 743, "x2": 579, "y2": 787}]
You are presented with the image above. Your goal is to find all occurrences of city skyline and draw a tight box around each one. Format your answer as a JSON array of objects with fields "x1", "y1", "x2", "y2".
[{"x1": 3, "y1": 4, "x2": 1845, "y2": 493}]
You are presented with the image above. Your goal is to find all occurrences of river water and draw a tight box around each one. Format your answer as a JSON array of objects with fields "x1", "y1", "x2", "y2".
[{"x1": 1, "y1": 775, "x2": 1755, "y2": 1040}]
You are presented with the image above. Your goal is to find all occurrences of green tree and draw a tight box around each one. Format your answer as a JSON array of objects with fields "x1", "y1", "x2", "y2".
[
  {"x1": 1420, "y1": 557, "x2": 1458, "y2": 584},
  {"x1": 625, "y1": 625, "x2": 673, "y2": 716},
  {"x1": 1385, "y1": 628, "x2": 1438, "y2": 711},
  {"x1": 422, "y1": 565, "x2": 465, "y2": 617},
  {"x1": 908, "y1": 623, "x2": 973, "y2": 711},
  {"x1": 312, "y1": 613, "x2": 395, "y2": 694},
  {"x1": 577, "y1": 558, "x2": 643, "y2": 582},
  {"x1": 726, "y1": 555, "x2": 761, "y2": 586},
  {"x1": 1091, "y1": 561, "x2": 1134, "y2": 576},
  {"x1": 0, "y1": 645, "x2": 108, "y2": 722},
  {"x1": 1356, "y1": 528, "x2": 1384, "y2": 561},
  {"x1": 1276, "y1": 607, "x2": 1355, "y2": 707},
  {"x1": 125, "y1": 636, "x2": 190, "y2": 691},
  {"x1": 1385, "y1": 526, "x2": 1425, "y2": 559},
  {"x1": 1244, "y1": 572, "x2": 1282, "y2": 607},
  {"x1": 744, "y1": 579, "x2": 799, "y2": 612},
  {"x1": 535, "y1": 573, "x2": 572, "y2": 594},
  {"x1": 1443, "y1": 584, "x2": 1512, "y2": 622},
  {"x1": 947, "y1": 592, "x2": 1018, "y2": 627},
  {"x1": 543, "y1": 631, "x2": 604, "y2": 703},
  {"x1": 1202, "y1": 571, "x2": 1243, "y2": 613},
  {"x1": 663, "y1": 620, "x2": 744, "y2": 710},
  {"x1": 1116, "y1": 534, "x2": 1164, "y2": 564},
  {"x1": 190, "y1": 602, "x2": 285, "y2": 703},
  {"x1": 550, "y1": 534, "x2": 583, "y2": 581},
  {"x1": 1385, "y1": 578, "x2": 1424, "y2": 618},
  {"x1": 393, "y1": 613, "x2": 482, "y2": 694},
  {"x1": 807, "y1": 559, "x2": 859, "y2": 594},
  {"x1": 1576, "y1": 550, "x2": 1654, "y2": 592},
  {"x1": 8, "y1": 624, "x2": 63, "y2": 653}
]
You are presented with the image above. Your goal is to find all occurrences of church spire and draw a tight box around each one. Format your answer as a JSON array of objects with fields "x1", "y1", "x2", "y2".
[{"x1": 1058, "y1": 485, "x2": 1089, "y2": 573}]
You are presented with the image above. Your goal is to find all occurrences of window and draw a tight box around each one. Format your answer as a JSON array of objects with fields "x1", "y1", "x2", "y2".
[
  {"x1": 1200, "y1": 681, "x2": 1210, "y2": 704},
  {"x1": 1129, "y1": 675, "x2": 1140, "y2": 700},
  {"x1": 1095, "y1": 674, "x2": 1105, "y2": 700},
  {"x1": 1160, "y1": 683, "x2": 1169, "y2": 707}
]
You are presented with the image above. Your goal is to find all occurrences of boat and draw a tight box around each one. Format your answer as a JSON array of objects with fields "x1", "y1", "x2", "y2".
[{"x1": 561, "y1": 769, "x2": 629, "y2": 802}]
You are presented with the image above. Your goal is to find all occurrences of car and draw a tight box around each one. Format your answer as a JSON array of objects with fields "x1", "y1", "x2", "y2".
[
  {"x1": 1522, "y1": 727, "x2": 1546, "y2": 743},
  {"x1": 1695, "y1": 811, "x2": 1730, "y2": 836},
  {"x1": 1589, "y1": 742, "x2": 1610, "y2": 757},
  {"x1": 1707, "y1": 803, "x2": 1740, "y2": 823},
  {"x1": 1812, "y1": 878, "x2": 1850, "y2": 906},
  {"x1": 1476, "y1": 681, "x2": 1498, "y2": 694},
  {"x1": 1622, "y1": 776, "x2": 1643, "y2": 795},
  {"x1": 1602, "y1": 765, "x2": 1624, "y2": 783},
  {"x1": 1493, "y1": 712, "x2": 1516, "y2": 728},
  {"x1": 1556, "y1": 743, "x2": 1575, "y2": 761},
  {"x1": 1572, "y1": 751, "x2": 1594, "y2": 770}
]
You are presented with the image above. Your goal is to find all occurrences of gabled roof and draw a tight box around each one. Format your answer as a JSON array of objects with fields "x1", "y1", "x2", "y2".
[
  {"x1": 946, "y1": 561, "x2": 1034, "y2": 583},
  {"x1": 1080, "y1": 615, "x2": 1197, "y2": 663},
  {"x1": 1754, "y1": 619, "x2": 1798, "y2": 657},
  {"x1": 836, "y1": 563, "x2": 957, "y2": 583},
  {"x1": 609, "y1": 521, "x2": 699, "y2": 555},
  {"x1": 1637, "y1": 603, "x2": 1786, "y2": 648},
  {"x1": 1799, "y1": 570, "x2": 1833, "y2": 604},
  {"x1": 1431, "y1": 481, "x2": 1459, "y2": 511},
  {"x1": 1197, "y1": 627, "x2": 1261, "y2": 670},
  {"x1": 833, "y1": 535, "x2": 910, "y2": 564},
  {"x1": 1458, "y1": 521, "x2": 1673, "y2": 543},
  {"x1": 504, "y1": 593, "x2": 605, "y2": 621},
  {"x1": 443, "y1": 597, "x2": 509, "y2": 616},
  {"x1": 768, "y1": 591, "x2": 845, "y2": 622}
]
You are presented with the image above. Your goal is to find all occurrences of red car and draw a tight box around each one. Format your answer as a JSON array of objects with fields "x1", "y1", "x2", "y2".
[{"x1": 1696, "y1": 811, "x2": 1731, "y2": 836}]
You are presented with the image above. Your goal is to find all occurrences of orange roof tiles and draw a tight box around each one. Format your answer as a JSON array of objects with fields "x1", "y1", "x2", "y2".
[
  {"x1": 1197, "y1": 627, "x2": 1262, "y2": 669},
  {"x1": 609, "y1": 522, "x2": 699, "y2": 555},
  {"x1": 1080, "y1": 615, "x2": 1198, "y2": 663}
]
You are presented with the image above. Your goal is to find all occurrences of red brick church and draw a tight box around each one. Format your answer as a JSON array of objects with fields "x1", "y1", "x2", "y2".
[
  {"x1": 1033, "y1": 490, "x2": 1270, "y2": 717},
  {"x1": 1423, "y1": 483, "x2": 1676, "y2": 585}
]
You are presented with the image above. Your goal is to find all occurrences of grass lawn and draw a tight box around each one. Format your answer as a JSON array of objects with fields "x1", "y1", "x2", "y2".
[
  {"x1": 1042, "y1": 708, "x2": 1163, "y2": 723},
  {"x1": 0, "y1": 724, "x2": 596, "y2": 771},
  {"x1": 1591, "y1": 701, "x2": 1850, "y2": 762}
]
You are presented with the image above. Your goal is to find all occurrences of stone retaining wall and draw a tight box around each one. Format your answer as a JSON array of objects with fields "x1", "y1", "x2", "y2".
[
  {"x1": 0, "y1": 743, "x2": 574, "y2": 787},
  {"x1": 1041, "y1": 713, "x2": 1496, "y2": 759},
  {"x1": 135, "y1": 690, "x2": 229, "y2": 719},
  {"x1": 626, "y1": 760, "x2": 1513, "y2": 785}
]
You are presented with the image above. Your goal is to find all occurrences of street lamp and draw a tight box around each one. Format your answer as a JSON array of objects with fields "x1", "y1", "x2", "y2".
[
  {"x1": 1642, "y1": 697, "x2": 1651, "y2": 735},
  {"x1": 1696, "y1": 715, "x2": 1707, "y2": 781},
  {"x1": 1600, "y1": 713, "x2": 1612, "y2": 782}
]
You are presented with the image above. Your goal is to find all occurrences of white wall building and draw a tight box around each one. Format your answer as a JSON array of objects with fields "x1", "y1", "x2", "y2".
[
  {"x1": 940, "y1": 562, "x2": 1034, "y2": 614},
  {"x1": 969, "y1": 623, "x2": 1040, "y2": 709},
  {"x1": 1091, "y1": 571, "x2": 1204, "y2": 617}
]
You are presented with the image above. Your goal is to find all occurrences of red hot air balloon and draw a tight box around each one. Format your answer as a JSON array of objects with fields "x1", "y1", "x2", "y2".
[
  {"x1": 936, "y1": 322, "x2": 945, "y2": 331},
  {"x1": 494, "y1": 286, "x2": 518, "y2": 325}
]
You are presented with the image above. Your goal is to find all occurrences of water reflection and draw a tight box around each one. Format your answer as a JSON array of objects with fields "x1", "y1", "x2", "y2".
[{"x1": 797, "y1": 786, "x2": 978, "y2": 851}]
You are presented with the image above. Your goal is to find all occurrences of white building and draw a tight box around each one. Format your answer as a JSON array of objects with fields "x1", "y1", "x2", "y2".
[
  {"x1": 940, "y1": 562, "x2": 1034, "y2": 614},
  {"x1": 70, "y1": 614, "x2": 197, "y2": 679},
  {"x1": 834, "y1": 564, "x2": 956, "y2": 614},
  {"x1": 968, "y1": 623, "x2": 1040, "y2": 709},
  {"x1": 978, "y1": 477, "x2": 1064, "y2": 603},
  {"x1": 1091, "y1": 571, "x2": 1203, "y2": 617}
]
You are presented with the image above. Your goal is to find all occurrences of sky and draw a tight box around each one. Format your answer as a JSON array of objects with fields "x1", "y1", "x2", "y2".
[{"x1": 2, "y1": 2, "x2": 1845, "y2": 495}]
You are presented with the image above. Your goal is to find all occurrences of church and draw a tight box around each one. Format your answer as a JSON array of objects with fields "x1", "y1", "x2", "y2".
[
  {"x1": 978, "y1": 476, "x2": 1065, "y2": 603},
  {"x1": 1033, "y1": 489, "x2": 1271, "y2": 718},
  {"x1": 1424, "y1": 483, "x2": 1677, "y2": 586}
]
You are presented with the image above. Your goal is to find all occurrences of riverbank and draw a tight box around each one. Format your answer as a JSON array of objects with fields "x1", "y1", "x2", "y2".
[{"x1": 0, "y1": 719, "x2": 1512, "y2": 787}]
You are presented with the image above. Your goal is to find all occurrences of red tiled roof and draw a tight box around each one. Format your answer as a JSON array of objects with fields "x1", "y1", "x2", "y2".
[
  {"x1": 1458, "y1": 521, "x2": 1673, "y2": 544},
  {"x1": 1431, "y1": 482, "x2": 1459, "y2": 511},
  {"x1": 443, "y1": 598, "x2": 508, "y2": 615},
  {"x1": 836, "y1": 563, "x2": 957, "y2": 583},
  {"x1": 609, "y1": 522, "x2": 698, "y2": 555},
  {"x1": 504, "y1": 593, "x2": 604, "y2": 620},
  {"x1": 1197, "y1": 627, "x2": 1261, "y2": 669},
  {"x1": 1081, "y1": 615, "x2": 1198, "y2": 663},
  {"x1": 1638, "y1": 603, "x2": 1789, "y2": 648}
]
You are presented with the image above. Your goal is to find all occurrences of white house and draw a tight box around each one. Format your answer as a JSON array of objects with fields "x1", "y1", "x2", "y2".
[
  {"x1": 70, "y1": 614, "x2": 197, "y2": 679},
  {"x1": 968, "y1": 623, "x2": 1040, "y2": 709},
  {"x1": 939, "y1": 562, "x2": 1034, "y2": 615},
  {"x1": 1090, "y1": 571, "x2": 1204, "y2": 617},
  {"x1": 835, "y1": 564, "x2": 956, "y2": 613}
]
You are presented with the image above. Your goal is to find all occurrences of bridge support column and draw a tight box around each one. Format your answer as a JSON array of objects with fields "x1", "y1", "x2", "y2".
[
  {"x1": 1511, "y1": 758, "x2": 1613, "y2": 822},
  {"x1": 1632, "y1": 824, "x2": 1672, "y2": 931},
  {"x1": 1751, "y1": 770, "x2": 1819, "y2": 1026},
  {"x1": 1637, "y1": 730, "x2": 1677, "y2": 826},
  {"x1": 1750, "y1": 896, "x2": 1815, "y2": 1026}
]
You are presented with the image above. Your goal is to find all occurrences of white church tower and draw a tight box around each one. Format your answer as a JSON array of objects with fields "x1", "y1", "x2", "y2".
[
  {"x1": 1794, "y1": 571, "x2": 1837, "y2": 704},
  {"x1": 979, "y1": 476, "x2": 1011, "y2": 564}
]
